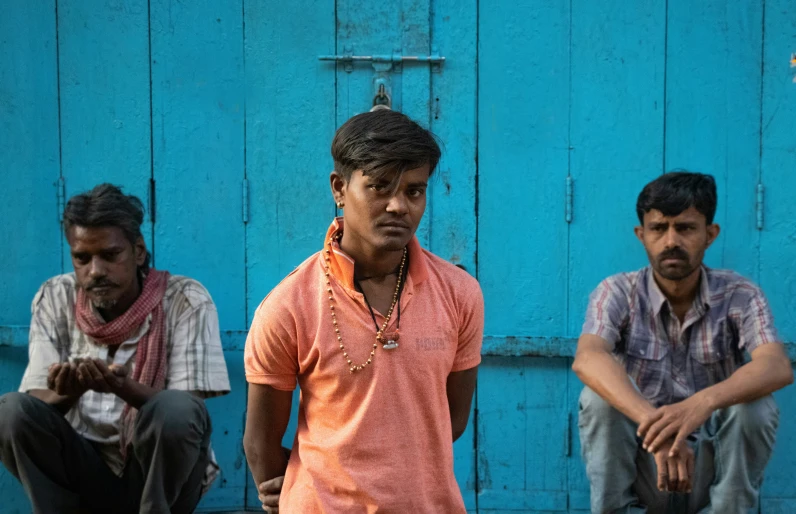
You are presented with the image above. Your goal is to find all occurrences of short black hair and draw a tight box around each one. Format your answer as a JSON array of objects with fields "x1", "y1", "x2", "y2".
[
  {"x1": 331, "y1": 110, "x2": 441, "y2": 188},
  {"x1": 63, "y1": 183, "x2": 150, "y2": 270},
  {"x1": 636, "y1": 171, "x2": 717, "y2": 224}
]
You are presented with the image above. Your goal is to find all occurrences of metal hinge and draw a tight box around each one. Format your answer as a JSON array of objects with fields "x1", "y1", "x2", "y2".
[
  {"x1": 148, "y1": 178, "x2": 156, "y2": 224},
  {"x1": 565, "y1": 176, "x2": 573, "y2": 223},
  {"x1": 56, "y1": 177, "x2": 65, "y2": 222},
  {"x1": 756, "y1": 182, "x2": 764, "y2": 230},
  {"x1": 242, "y1": 178, "x2": 250, "y2": 224}
]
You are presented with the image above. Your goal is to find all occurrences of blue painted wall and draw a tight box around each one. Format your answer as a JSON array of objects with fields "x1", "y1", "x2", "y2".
[{"x1": 1, "y1": 1, "x2": 794, "y2": 512}]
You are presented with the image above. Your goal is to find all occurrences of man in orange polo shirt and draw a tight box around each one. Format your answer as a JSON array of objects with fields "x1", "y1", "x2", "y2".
[{"x1": 243, "y1": 109, "x2": 484, "y2": 513}]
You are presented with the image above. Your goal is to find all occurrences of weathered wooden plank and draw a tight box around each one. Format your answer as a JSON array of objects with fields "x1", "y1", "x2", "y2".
[
  {"x1": 150, "y1": 0, "x2": 246, "y2": 332},
  {"x1": 0, "y1": 346, "x2": 32, "y2": 513},
  {"x1": 477, "y1": 357, "x2": 569, "y2": 510},
  {"x1": 196, "y1": 350, "x2": 248, "y2": 511},
  {"x1": 429, "y1": 0, "x2": 477, "y2": 273},
  {"x1": 665, "y1": 0, "x2": 763, "y2": 278},
  {"x1": 478, "y1": 0, "x2": 570, "y2": 338},
  {"x1": 57, "y1": 0, "x2": 152, "y2": 271},
  {"x1": 759, "y1": 0, "x2": 796, "y2": 343},
  {"x1": 243, "y1": 0, "x2": 335, "y2": 325},
  {"x1": 0, "y1": 1, "x2": 61, "y2": 326},
  {"x1": 567, "y1": 0, "x2": 666, "y2": 336}
]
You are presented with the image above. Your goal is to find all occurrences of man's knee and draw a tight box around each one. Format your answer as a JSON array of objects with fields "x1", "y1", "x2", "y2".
[
  {"x1": 578, "y1": 386, "x2": 625, "y2": 425},
  {"x1": 134, "y1": 390, "x2": 209, "y2": 444},
  {"x1": 725, "y1": 395, "x2": 779, "y2": 437},
  {"x1": 0, "y1": 392, "x2": 43, "y2": 440}
]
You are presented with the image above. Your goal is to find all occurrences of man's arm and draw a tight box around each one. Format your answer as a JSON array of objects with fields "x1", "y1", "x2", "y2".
[
  {"x1": 643, "y1": 342, "x2": 793, "y2": 454},
  {"x1": 243, "y1": 383, "x2": 293, "y2": 486},
  {"x1": 571, "y1": 334, "x2": 656, "y2": 424},
  {"x1": 447, "y1": 366, "x2": 477, "y2": 442}
]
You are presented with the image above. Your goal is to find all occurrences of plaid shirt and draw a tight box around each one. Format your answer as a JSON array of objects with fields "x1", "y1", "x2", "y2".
[
  {"x1": 582, "y1": 266, "x2": 780, "y2": 407},
  {"x1": 19, "y1": 273, "x2": 230, "y2": 489}
]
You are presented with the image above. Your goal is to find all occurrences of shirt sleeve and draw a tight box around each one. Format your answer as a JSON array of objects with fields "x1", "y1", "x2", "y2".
[
  {"x1": 19, "y1": 281, "x2": 68, "y2": 392},
  {"x1": 166, "y1": 299, "x2": 230, "y2": 398},
  {"x1": 580, "y1": 277, "x2": 630, "y2": 349},
  {"x1": 451, "y1": 276, "x2": 484, "y2": 372},
  {"x1": 244, "y1": 297, "x2": 299, "y2": 391},
  {"x1": 738, "y1": 284, "x2": 780, "y2": 353}
]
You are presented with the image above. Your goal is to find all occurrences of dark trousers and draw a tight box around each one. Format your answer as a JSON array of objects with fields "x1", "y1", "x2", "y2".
[{"x1": 0, "y1": 390, "x2": 212, "y2": 514}]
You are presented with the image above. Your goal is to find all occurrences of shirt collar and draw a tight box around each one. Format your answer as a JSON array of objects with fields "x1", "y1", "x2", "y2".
[
  {"x1": 322, "y1": 217, "x2": 428, "y2": 292},
  {"x1": 646, "y1": 265, "x2": 712, "y2": 316}
]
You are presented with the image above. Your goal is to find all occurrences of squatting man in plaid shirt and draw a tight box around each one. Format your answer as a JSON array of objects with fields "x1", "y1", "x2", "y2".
[
  {"x1": 573, "y1": 172, "x2": 793, "y2": 513},
  {"x1": 0, "y1": 184, "x2": 230, "y2": 514}
]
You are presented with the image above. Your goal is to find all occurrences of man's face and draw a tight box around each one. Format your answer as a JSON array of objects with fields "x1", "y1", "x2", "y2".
[
  {"x1": 635, "y1": 206, "x2": 719, "y2": 281},
  {"x1": 67, "y1": 225, "x2": 146, "y2": 310},
  {"x1": 333, "y1": 165, "x2": 430, "y2": 252}
]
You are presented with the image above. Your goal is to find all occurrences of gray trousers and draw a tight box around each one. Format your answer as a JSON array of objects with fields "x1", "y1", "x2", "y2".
[
  {"x1": 578, "y1": 387, "x2": 779, "y2": 514},
  {"x1": 0, "y1": 390, "x2": 211, "y2": 514}
]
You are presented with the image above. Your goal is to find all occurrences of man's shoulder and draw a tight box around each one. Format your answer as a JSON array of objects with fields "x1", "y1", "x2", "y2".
[
  {"x1": 704, "y1": 267, "x2": 765, "y2": 302},
  {"x1": 596, "y1": 268, "x2": 647, "y2": 298},
  {"x1": 33, "y1": 273, "x2": 78, "y2": 305},
  {"x1": 163, "y1": 274, "x2": 215, "y2": 308},
  {"x1": 254, "y1": 253, "x2": 321, "y2": 315},
  {"x1": 420, "y1": 250, "x2": 482, "y2": 297}
]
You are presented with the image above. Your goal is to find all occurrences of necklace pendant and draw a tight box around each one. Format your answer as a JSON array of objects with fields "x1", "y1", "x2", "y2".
[{"x1": 381, "y1": 331, "x2": 399, "y2": 350}]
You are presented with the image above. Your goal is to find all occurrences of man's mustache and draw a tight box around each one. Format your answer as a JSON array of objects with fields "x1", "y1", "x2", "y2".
[
  {"x1": 84, "y1": 279, "x2": 119, "y2": 290},
  {"x1": 659, "y1": 248, "x2": 689, "y2": 261}
]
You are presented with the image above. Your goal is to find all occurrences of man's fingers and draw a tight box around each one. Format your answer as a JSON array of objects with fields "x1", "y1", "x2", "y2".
[
  {"x1": 648, "y1": 423, "x2": 679, "y2": 453},
  {"x1": 677, "y1": 455, "x2": 689, "y2": 493},
  {"x1": 258, "y1": 493, "x2": 280, "y2": 506},
  {"x1": 654, "y1": 453, "x2": 667, "y2": 491},
  {"x1": 687, "y1": 452, "x2": 695, "y2": 493},
  {"x1": 667, "y1": 457, "x2": 679, "y2": 493},
  {"x1": 261, "y1": 506, "x2": 278, "y2": 514},
  {"x1": 637, "y1": 410, "x2": 664, "y2": 438},
  {"x1": 258, "y1": 476, "x2": 285, "y2": 494},
  {"x1": 668, "y1": 432, "x2": 689, "y2": 458},
  {"x1": 54, "y1": 364, "x2": 71, "y2": 394},
  {"x1": 47, "y1": 364, "x2": 62, "y2": 390},
  {"x1": 643, "y1": 416, "x2": 669, "y2": 450}
]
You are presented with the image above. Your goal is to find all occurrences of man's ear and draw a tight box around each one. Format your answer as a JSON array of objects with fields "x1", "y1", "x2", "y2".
[
  {"x1": 634, "y1": 225, "x2": 644, "y2": 244},
  {"x1": 134, "y1": 237, "x2": 147, "y2": 267},
  {"x1": 706, "y1": 224, "x2": 720, "y2": 248},
  {"x1": 330, "y1": 170, "x2": 347, "y2": 206}
]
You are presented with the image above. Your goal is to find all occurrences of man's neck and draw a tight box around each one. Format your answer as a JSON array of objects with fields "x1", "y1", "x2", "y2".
[
  {"x1": 652, "y1": 267, "x2": 701, "y2": 320},
  {"x1": 339, "y1": 233, "x2": 404, "y2": 280}
]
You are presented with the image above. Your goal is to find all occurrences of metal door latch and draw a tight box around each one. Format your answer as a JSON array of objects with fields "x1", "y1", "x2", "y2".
[{"x1": 318, "y1": 47, "x2": 445, "y2": 73}]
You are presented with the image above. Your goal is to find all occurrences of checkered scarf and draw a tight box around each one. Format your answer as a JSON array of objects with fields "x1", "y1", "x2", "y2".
[{"x1": 75, "y1": 269, "x2": 170, "y2": 457}]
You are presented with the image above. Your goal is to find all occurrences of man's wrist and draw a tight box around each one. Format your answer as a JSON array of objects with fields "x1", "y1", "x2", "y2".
[{"x1": 695, "y1": 388, "x2": 718, "y2": 413}]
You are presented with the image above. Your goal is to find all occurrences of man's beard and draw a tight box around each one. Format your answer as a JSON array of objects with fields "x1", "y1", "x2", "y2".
[{"x1": 91, "y1": 297, "x2": 119, "y2": 310}]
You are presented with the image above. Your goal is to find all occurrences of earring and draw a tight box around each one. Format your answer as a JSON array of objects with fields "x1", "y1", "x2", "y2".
[{"x1": 337, "y1": 201, "x2": 344, "y2": 209}]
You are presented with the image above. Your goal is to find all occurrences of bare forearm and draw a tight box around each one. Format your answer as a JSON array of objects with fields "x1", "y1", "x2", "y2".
[
  {"x1": 28, "y1": 389, "x2": 80, "y2": 415},
  {"x1": 244, "y1": 438, "x2": 288, "y2": 485},
  {"x1": 114, "y1": 378, "x2": 158, "y2": 410},
  {"x1": 572, "y1": 349, "x2": 656, "y2": 424},
  {"x1": 699, "y1": 353, "x2": 793, "y2": 411}
]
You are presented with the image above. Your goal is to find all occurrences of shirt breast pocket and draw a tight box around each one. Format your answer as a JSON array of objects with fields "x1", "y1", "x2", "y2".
[
  {"x1": 690, "y1": 320, "x2": 735, "y2": 383},
  {"x1": 625, "y1": 328, "x2": 669, "y2": 404}
]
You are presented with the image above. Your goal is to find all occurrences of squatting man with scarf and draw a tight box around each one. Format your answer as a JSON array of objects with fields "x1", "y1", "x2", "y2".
[{"x1": 0, "y1": 184, "x2": 230, "y2": 514}]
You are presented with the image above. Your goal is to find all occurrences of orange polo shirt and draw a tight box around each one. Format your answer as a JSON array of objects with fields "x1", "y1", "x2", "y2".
[{"x1": 245, "y1": 218, "x2": 484, "y2": 513}]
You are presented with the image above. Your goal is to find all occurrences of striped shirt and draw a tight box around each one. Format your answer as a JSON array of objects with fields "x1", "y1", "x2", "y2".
[
  {"x1": 582, "y1": 266, "x2": 780, "y2": 407},
  {"x1": 19, "y1": 273, "x2": 230, "y2": 490}
]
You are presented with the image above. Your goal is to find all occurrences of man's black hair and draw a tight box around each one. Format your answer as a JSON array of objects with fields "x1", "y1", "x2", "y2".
[
  {"x1": 63, "y1": 183, "x2": 150, "y2": 270},
  {"x1": 331, "y1": 110, "x2": 441, "y2": 189},
  {"x1": 636, "y1": 171, "x2": 717, "y2": 224}
]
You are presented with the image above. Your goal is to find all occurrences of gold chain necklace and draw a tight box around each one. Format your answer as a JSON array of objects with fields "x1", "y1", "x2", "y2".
[{"x1": 324, "y1": 232, "x2": 407, "y2": 373}]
